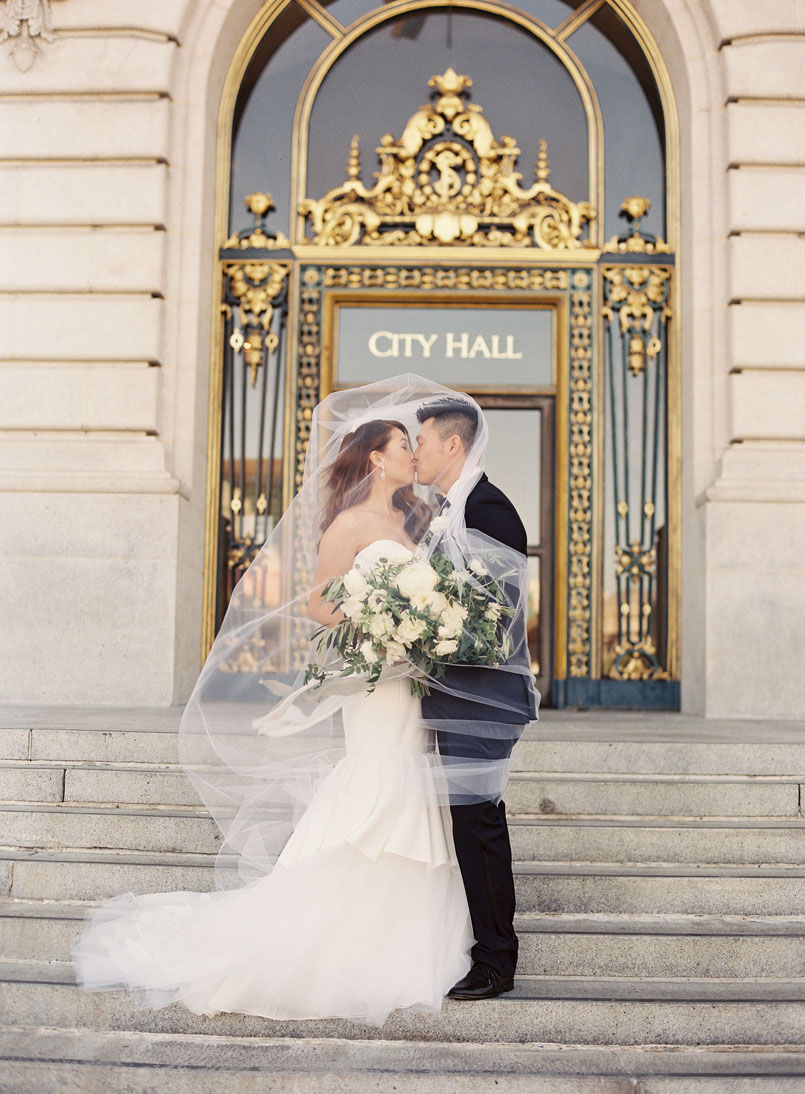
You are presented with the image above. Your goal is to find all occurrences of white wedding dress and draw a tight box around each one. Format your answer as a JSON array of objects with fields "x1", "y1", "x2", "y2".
[{"x1": 73, "y1": 543, "x2": 473, "y2": 1027}]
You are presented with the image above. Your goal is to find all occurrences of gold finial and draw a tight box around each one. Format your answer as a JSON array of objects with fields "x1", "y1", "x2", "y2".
[
  {"x1": 347, "y1": 135, "x2": 360, "y2": 181},
  {"x1": 536, "y1": 139, "x2": 550, "y2": 184},
  {"x1": 621, "y1": 195, "x2": 650, "y2": 222},
  {"x1": 245, "y1": 193, "x2": 274, "y2": 218},
  {"x1": 429, "y1": 68, "x2": 472, "y2": 96}
]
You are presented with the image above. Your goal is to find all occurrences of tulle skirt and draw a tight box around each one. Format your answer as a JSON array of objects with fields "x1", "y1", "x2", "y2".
[{"x1": 72, "y1": 680, "x2": 473, "y2": 1026}]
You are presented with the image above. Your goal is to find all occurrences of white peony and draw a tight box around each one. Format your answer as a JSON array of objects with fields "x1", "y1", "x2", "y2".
[
  {"x1": 369, "y1": 611, "x2": 394, "y2": 638},
  {"x1": 434, "y1": 638, "x2": 459, "y2": 656},
  {"x1": 437, "y1": 602, "x2": 468, "y2": 639},
  {"x1": 396, "y1": 613, "x2": 429, "y2": 645},
  {"x1": 343, "y1": 568, "x2": 369, "y2": 598},
  {"x1": 410, "y1": 589, "x2": 449, "y2": 615},
  {"x1": 395, "y1": 560, "x2": 439, "y2": 599},
  {"x1": 469, "y1": 558, "x2": 489, "y2": 577},
  {"x1": 360, "y1": 640, "x2": 379, "y2": 664}
]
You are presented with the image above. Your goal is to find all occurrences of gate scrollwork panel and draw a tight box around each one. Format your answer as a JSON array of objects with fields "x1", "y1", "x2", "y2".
[{"x1": 601, "y1": 198, "x2": 673, "y2": 684}]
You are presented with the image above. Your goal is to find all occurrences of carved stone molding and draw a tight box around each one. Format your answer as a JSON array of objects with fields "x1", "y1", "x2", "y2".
[
  {"x1": 1, "y1": 0, "x2": 57, "y2": 71},
  {"x1": 300, "y1": 68, "x2": 595, "y2": 249}
]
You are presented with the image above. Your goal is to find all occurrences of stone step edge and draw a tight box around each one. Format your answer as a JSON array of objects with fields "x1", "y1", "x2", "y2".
[
  {"x1": 3, "y1": 759, "x2": 803, "y2": 786},
  {"x1": 2, "y1": 1026, "x2": 804, "y2": 1078},
  {"x1": 4, "y1": 900, "x2": 805, "y2": 937},
  {"x1": 4, "y1": 961, "x2": 805, "y2": 1002},
  {"x1": 5, "y1": 845, "x2": 805, "y2": 877},
  {"x1": 3, "y1": 801, "x2": 805, "y2": 829}
]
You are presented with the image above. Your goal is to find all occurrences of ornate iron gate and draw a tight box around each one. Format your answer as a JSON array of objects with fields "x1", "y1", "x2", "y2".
[{"x1": 206, "y1": 69, "x2": 679, "y2": 708}]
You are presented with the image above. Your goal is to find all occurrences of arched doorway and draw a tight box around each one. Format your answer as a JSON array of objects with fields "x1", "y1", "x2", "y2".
[{"x1": 204, "y1": 0, "x2": 680, "y2": 709}]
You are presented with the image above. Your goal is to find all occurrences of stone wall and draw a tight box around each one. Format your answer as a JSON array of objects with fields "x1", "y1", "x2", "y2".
[
  {"x1": 697, "y1": 0, "x2": 805, "y2": 717},
  {"x1": 0, "y1": 0, "x2": 802, "y2": 715}
]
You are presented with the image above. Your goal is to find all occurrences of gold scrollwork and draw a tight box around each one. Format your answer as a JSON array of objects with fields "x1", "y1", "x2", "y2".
[
  {"x1": 601, "y1": 266, "x2": 671, "y2": 378},
  {"x1": 300, "y1": 69, "x2": 595, "y2": 249},
  {"x1": 603, "y1": 197, "x2": 671, "y2": 255},
  {"x1": 296, "y1": 275, "x2": 322, "y2": 490},
  {"x1": 223, "y1": 260, "x2": 290, "y2": 385},
  {"x1": 322, "y1": 266, "x2": 570, "y2": 291},
  {"x1": 568, "y1": 279, "x2": 593, "y2": 677},
  {"x1": 223, "y1": 193, "x2": 291, "y2": 250}
]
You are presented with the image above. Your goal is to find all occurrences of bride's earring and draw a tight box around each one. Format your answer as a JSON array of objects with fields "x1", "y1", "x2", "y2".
[{"x1": 380, "y1": 464, "x2": 386, "y2": 480}]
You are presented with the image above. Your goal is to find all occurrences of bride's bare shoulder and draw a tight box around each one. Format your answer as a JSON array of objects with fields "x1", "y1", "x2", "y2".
[{"x1": 325, "y1": 507, "x2": 365, "y2": 535}]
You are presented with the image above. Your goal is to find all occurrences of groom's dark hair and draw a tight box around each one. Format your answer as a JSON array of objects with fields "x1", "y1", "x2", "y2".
[{"x1": 416, "y1": 398, "x2": 478, "y2": 452}]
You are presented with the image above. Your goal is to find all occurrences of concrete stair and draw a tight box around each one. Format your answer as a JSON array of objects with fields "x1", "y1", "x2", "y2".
[{"x1": 1, "y1": 706, "x2": 804, "y2": 1090}]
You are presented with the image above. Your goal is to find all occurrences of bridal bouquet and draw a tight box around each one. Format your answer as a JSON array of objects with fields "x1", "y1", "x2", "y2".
[{"x1": 304, "y1": 544, "x2": 516, "y2": 696}]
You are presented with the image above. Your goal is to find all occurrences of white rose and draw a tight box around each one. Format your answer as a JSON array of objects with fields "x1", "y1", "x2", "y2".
[
  {"x1": 452, "y1": 569, "x2": 471, "y2": 582},
  {"x1": 434, "y1": 638, "x2": 459, "y2": 656},
  {"x1": 428, "y1": 514, "x2": 449, "y2": 534},
  {"x1": 469, "y1": 559, "x2": 488, "y2": 577},
  {"x1": 384, "y1": 639, "x2": 407, "y2": 662},
  {"x1": 360, "y1": 640, "x2": 379, "y2": 665},
  {"x1": 485, "y1": 602, "x2": 502, "y2": 620},
  {"x1": 341, "y1": 597, "x2": 365, "y2": 621},
  {"x1": 395, "y1": 561, "x2": 439, "y2": 600},
  {"x1": 396, "y1": 613, "x2": 429, "y2": 645},
  {"x1": 343, "y1": 568, "x2": 369, "y2": 598},
  {"x1": 369, "y1": 611, "x2": 394, "y2": 638}
]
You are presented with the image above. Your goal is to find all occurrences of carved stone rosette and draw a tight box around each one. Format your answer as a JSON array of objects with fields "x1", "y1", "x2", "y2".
[
  {"x1": 299, "y1": 69, "x2": 595, "y2": 249},
  {"x1": 1, "y1": 0, "x2": 56, "y2": 71}
]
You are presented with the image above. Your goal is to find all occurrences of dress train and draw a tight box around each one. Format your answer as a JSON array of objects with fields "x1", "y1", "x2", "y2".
[{"x1": 72, "y1": 676, "x2": 473, "y2": 1026}]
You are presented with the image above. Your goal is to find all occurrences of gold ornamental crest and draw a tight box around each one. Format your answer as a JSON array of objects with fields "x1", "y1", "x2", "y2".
[{"x1": 299, "y1": 69, "x2": 595, "y2": 249}]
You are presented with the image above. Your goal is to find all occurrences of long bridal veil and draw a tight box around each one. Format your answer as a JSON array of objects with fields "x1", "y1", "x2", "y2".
[{"x1": 179, "y1": 373, "x2": 539, "y2": 889}]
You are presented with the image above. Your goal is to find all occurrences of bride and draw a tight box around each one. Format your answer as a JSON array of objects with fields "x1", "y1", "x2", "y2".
[{"x1": 72, "y1": 375, "x2": 533, "y2": 1026}]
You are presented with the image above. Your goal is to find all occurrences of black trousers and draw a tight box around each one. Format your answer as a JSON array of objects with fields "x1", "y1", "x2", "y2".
[{"x1": 437, "y1": 729, "x2": 522, "y2": 980}]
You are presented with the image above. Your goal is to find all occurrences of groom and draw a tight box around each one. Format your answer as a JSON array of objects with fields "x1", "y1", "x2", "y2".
[{"x1": 414, "y1": 398, "x2": 539, "y2": 1000}]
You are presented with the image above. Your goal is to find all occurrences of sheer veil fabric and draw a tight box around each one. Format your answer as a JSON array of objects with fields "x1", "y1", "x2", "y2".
[
  {"x1": 71, "y1": 373, "x2": 539, "y2": 1024},
  {"x1": 178, "y1": 373, "x2": 539, "y2": 888}
]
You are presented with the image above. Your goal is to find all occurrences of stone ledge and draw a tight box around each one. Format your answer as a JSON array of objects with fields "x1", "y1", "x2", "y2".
[
  {"x1": 4, "y1": 972, "x2": 805, "y2": 1042},
  {"x1": 2, "y1": 1025, "x2": 805, "y2": 1080}
]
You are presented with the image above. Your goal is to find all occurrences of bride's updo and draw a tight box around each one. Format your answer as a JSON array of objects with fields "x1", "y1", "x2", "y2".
[{"x1": 320, "y1": 419, "x2": 430, "y2": 542}]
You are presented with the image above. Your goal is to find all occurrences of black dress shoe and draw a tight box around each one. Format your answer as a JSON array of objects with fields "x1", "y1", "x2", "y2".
[{"x1": 447, "y1": 963, "x2": 514, "y2": 1000}]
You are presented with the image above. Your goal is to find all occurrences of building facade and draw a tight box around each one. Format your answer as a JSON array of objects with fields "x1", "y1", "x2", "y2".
[{"x1": 1, "y1": 0, "x2": 803, "y2": 717}]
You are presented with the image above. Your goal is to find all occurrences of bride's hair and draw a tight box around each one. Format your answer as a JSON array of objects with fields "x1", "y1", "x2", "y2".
[{"x1": 320, "y1": 419, "x2": 430, "y2": 541}]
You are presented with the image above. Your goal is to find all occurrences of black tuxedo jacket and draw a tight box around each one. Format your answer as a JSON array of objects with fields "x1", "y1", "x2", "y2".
[{"x1": 421, "y1": 473, "x2": 538, "y2": 728}]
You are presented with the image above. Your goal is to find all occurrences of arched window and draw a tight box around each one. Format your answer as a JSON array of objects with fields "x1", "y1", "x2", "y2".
[{"x1": 208, "y1": 0, "x2": 679, "y2": 709}]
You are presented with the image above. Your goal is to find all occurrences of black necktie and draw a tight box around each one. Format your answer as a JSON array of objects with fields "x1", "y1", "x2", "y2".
[{"x1": 435, "y1": 494, "x2": 451, "y2": 510}]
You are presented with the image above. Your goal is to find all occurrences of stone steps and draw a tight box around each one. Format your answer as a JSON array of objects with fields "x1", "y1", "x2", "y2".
[
  {"x1": 5, "y1": 845, "x2": 805, "y2": 912},
  {"x1": 1, "y1": 759, "x2": 802, "y2": 816},
  {"x1": 3, "y1": 960, "x2": 805, "y2": 1043},
  {"x1": 4, "y1": 901, "x2": 805, "y2": 979},
  {"x1": 3, "y1": 1028, "x2": 805, "y2": 1094},
  {"x1": 3, "y1": 799, "x2": 804, "y2": 865},
  {"x1": 2, "y1": 707, "x2": 804, "y2": 1087},
  {"x1": 6, "y1": 719, "x2": 805, "y2": 774}
]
